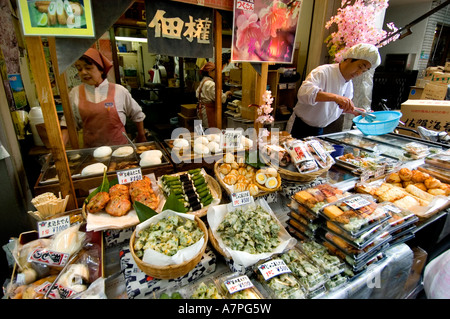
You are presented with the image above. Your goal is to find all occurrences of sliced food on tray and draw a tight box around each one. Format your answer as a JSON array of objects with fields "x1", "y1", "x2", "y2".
[{"x1": 293, "y1": 183, "x2": 349, "y2": 213}]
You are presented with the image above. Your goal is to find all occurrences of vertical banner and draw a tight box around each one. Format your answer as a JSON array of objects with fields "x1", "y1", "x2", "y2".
[
  {"x1": 146, "y1": 0, "x2": 214, "y2": 58},
  {"x1": 231, "y1": 0, "x2": 302, "y2": 63}
]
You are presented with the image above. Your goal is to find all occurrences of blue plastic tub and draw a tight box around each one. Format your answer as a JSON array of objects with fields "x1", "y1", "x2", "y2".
[{"x1": 352, "y1": 111, "x2": 402, "y2": 136}]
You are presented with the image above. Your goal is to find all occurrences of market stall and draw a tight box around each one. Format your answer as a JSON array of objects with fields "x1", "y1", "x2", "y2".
[{"x1": 4, "y1": 0, "x2": 450, "y2": 303}]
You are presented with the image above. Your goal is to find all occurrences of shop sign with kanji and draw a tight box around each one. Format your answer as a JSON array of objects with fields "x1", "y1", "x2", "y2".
[{"x1": 146, "y1": 0, "x2": 214, "y2": 58}]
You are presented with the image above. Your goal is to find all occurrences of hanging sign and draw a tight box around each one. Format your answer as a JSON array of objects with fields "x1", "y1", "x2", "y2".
[
  {"x1": 231, "y1": 0, "x2": 302, "y2": 63},
  {"x1": 17, "y1": 0, "x2": 95, "y2": 37},
  {"x1": 146, "y1": 0, "x2": 214, "y2": 58}
]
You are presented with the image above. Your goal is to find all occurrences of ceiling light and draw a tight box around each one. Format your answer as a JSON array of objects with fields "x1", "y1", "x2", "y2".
[{"x1": 115, "y1": 36, "x2": 148, "y2": 43}]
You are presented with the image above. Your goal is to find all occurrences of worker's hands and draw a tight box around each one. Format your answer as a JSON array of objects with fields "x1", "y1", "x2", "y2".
[
  {"x1": 135, "y1": 133, "x2": 147, "y2": 143},
  {"x1": 334, "y1": 95, "x2": 355, "y2": 113},
  {"x1": 352, "y1": 107, "x2": 369, "y2": 116},
  {"x1": 225, "y1": 91, "x2": 233, "y2": 99}
]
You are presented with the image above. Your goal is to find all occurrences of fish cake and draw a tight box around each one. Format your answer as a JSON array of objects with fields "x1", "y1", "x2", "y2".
[
  {"x1": 86, "y1": 192, "x2": 110, "y2": 213},
  {"x1": 105, "y1": 196, "x2": 131, "y2": 217}
]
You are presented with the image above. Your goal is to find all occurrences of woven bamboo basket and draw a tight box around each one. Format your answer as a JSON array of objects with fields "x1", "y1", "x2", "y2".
[
  {"x1": 159, "y1": 171, "x2": 222, "y2": 218},
  {"x1": 208, "y1": 227, "x2": 231, "y2": 259},
  {"x1": 214, "y1": 159, "x2": 280, "y2": 198},
  {"x1": 130, "y1": 215, "x2": 208, "y2": 279},
  {"x1": 252, "y1": 169, "x2": 282, "y2": 192}
]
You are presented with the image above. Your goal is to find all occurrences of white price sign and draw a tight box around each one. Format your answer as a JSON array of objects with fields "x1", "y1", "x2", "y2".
[
  {"x1": 258, "y1": 259, "x2": 291, "y2": 281},
  {"x1": 344, "y1": 196, "x2": 371, "y2": 210},
  {"x1": 117, "y1": 167, "x2": 142, "y2": 184},
  {"x1": 223, "y1": 275, "x2": 254, "y2": 295},
  {"x1": 231, "y1": 191, "x2": 252, "y2": 207},
  {"x1": 220, "y1": 129, "x2": 242, "y2": 150},
  {"x1": 37, "y1": 216, "x2": 71, "y2": 238}
]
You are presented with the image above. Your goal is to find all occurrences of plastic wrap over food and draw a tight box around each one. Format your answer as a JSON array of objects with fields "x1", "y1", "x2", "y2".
[{"x1": 423, "y1": 249, "x2": 450, "y2": 299}]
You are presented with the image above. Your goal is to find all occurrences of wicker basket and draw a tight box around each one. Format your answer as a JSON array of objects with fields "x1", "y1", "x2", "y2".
[
  {"x1": 214, "y1": 159, "x2": 279, "y2": 198},
  {"x1": 208, "y1": 227, "x2": 231, "y2": 259},
  {"x1": 159, "y1": 171, "x2": 222, "y2": 218},
  {"x1": 252, "y1": 169, "x2": 282, "y2": 192},
  {"x1": 130, "y1": 215, "x2": 208, "y2": 279}
]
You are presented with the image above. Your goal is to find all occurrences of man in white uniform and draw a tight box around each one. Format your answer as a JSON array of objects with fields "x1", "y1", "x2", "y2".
[{"x1": 286, "y1": 43, "x2": 381, "y2": 138}]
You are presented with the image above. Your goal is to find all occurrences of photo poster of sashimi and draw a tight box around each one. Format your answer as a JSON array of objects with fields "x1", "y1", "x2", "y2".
[
  {"x1": 231, "y1": 0, "x2": 302, "y2": 63},
  {"x1": 18, "y1": 0, "x2": 95, "y2": 37}
]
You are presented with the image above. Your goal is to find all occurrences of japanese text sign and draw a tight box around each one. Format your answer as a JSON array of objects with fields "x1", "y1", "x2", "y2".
[{"x1": 146, "y1": 0, "x2": 214, "y2": 58}]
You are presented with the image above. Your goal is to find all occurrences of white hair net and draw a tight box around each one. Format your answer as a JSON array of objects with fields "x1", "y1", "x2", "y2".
[{"x1": 342, "y1": 43, "x2": 381, "y2": 69}]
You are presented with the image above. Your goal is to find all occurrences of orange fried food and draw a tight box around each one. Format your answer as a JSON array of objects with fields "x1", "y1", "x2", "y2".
[
  {"x1": 109, "y1": 184, "x2": 129, "y2": 198},
  {"x1": 105, "y1": 196, "x2": 132, "y2": 217},
  {"x1": 86, "y1": 192, "x2": 110, "y2": 213},
  {"x1": 133, "y1": 191, "x2": 160, "y2": 210}
]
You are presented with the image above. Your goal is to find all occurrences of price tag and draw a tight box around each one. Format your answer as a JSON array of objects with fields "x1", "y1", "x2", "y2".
[
  {"x1": 258, "y1": 259, "x2": 291, "y2": 281},
  {"x1": 360, "y1": 170, "x2": 371, "y2": 183},
  {"x1": 344, "y1": 196, "x2": 371, "y2": 210},
  {"x1": 117, "y1": 167, "x2": 142, "y2": 184},
  {"x1": 384, "y1": 204, "x2": 402, "y2": 214},
  {"x1": 220, "y1": 129, "x2": 242, "y2": 150},
  {"x1": 37, "y1": 216, "x2": 71, "y2": 238},
  {"x1": 223, "y1": 275, "x2": 254, "y2": 295},
  {"x1": 374, "y1": 165, "x2": 385, "y2": 178},
  {"x1": 28, "y1": 248, "x2": 69, "y2": 267},
  {"x1": 231, "y1": 191, "x2": 252, "y2": 207}
]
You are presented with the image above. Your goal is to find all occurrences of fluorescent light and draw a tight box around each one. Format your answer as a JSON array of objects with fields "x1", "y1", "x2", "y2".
[{"x1": 115, "y1": 36, "x2": 148, "y2": 43}]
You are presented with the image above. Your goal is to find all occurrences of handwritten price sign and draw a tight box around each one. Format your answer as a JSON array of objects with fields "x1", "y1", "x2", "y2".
[
  {"x1": 236, "y1": 0, "x2": 255, "y2": 11},
  {"x1": 117, "y1": 167, "x2": 142, "y2": 184},
  {"x1": 258, "y1": 259, "x2": 291, "y2": 281},
  {"x1": 231, "y1": 191, "x2": 252, "y2": 207},
  {"x1": 38, "y1": 216, "x2": 71, "y2": 238},
  {"x1": 223, "y1": 275, "x2": 254, "y2": 294}
]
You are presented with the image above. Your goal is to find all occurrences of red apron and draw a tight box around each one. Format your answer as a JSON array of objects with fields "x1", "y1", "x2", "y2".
[
  {"x1": 78, "y1": 83, "x2": 128, "y2": 148},
  {"x1": 197, "y1": 79, "x2": 217, "y2": 128}
]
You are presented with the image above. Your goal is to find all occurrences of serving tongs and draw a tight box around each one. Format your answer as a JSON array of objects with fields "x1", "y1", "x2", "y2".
[
  {"x1": 122, "y1": 131, "x2": 140, "y2": 163},
  {"x1": 355, "y1": 109, "x2": 377, "y2": 122}
]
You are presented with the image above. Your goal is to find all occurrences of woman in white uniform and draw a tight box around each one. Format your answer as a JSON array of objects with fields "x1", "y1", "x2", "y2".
[
  {"x1": 196, "y1": 62, "x2": 232, "y2": 128},
  {"x1": 60, "y1": 48, "x2": 147, "y2": 148},
  {"x1": 286, "y1": 43, "x2": 381, "y2": 139}
]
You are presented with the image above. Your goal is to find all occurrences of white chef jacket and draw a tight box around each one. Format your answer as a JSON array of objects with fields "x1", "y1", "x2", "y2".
[
  {"x1": 286, "y1": 63, "x2": 353, "y2": 132},
  {"x1": 60, "y1": 79, "x2": 145, "y2": 129},
  {"x1": 196, "y1": 77, "x2": 228, "y2": 104}
]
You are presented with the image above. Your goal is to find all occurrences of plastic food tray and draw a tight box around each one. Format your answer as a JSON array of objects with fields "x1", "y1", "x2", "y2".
[
  {"x1": 287, "y1": 198, "x2": 320, "y2": 221},
  {"x1": 217, "y1": 272, "x2": 264, "y2": 299},
  {"x1": 298, "y1": 240, "x2": 346, "y2": 278},
  {"x1": 377, "y1": 202, "x2": 419, "y2": 235},
  {"x1": 318, "y1": 194, "x2": 391, "y2": 238},
  {"x1": 279, "y1": 247, "x2": 327, "y2": 292},
  {"x1": 254, "y1": 258, "x2": 307, "y2": 299},
  {"x1": 321, "y1": 231, "x2": 391, "y2": 262},
  {"x1": 288, "y1": 211, "x2": 321, "y2": 233},
  {"x1": 322, "y1": 220, "x2": 390, "y2": 250},
  {"x1": 287, "y1": 218, "x2": 315, "y2": 239}
]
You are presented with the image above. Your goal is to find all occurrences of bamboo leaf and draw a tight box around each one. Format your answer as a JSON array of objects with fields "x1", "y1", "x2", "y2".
[
  {"x1": 84, "y1": 169, "x2": 110, "y2": 204},
  {"x1": 134, "y1": 201, "x2": 158, "y2": 223},
  {"x1": 163, "y1": 193, "x2": 188, "y2": 213}
]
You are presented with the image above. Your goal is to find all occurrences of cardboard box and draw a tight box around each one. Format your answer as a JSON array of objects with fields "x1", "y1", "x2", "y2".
[
  {"x1": 415, "y1": 78, "x2": 430, "y2": 88},
  {"x1": 431, "y1": 71, "x2": 450, "y2": 84},
  {"x1": 178, "y1": 112, "x2": 196, "y2": 131},
  {"x1": 180, "y1": 103, "x2": 198, "y2": 118},
  {"x1": 400, "y1": 99, "x2": 450, "y2": 136},
  {"x1": 408, "y1": 86, "x2": 424, "y2": 100},
  {"x1": 422, "y1": 82, "x2": 449, "y2": 100}
]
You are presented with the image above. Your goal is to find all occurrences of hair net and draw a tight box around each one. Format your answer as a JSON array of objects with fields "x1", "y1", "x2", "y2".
[
  {"x1": 83, "y1": 48, "x2": 113, "y2": 74},
  {"x1": 342, "y1": 43, "x2": 381, "y2": 69}
]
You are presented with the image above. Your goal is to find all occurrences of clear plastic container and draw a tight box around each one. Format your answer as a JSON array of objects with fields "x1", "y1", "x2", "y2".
[
  {"x1": 253, "y1": 257, "x2": 308, "y2": 299},
  {"x1": 279, "y1": 247, "x2": 327, "y2": 292},
  {"x1": 288, "y1": 198, "x2": 319, "y2": 221},
  {"x1": 298, "y1": 240, "x2": 345, "y2": 278},
  {"x1": 319, "y1": 194, "x2": 391, "y2": 238},
  {"x1": 325, "y1": 273, "x2": 348, "y2": 291},
  {"x1": 322, "y1": 231, "x2": 391, "y2": 262},
  {"x1": 186, "y1": 278, "x2": 226, "y2": 299},
  {"x1": 292, "y1": 183, "x2": 349, "y2": 214},
  {"x1": 288, "y1": 211, "x2": 320, "y2": 233},
  {"x1": 287, "y1": 218, "x2": 315, "y2": 239},
  {"x1": 217, "y1": 273, "x2": 264, "y2": 299},
  {"x1": 286, "y1": 226, "x2": 310, "y2": 242},
  {"x1": 377, "y1": 202, "x2": 419, "y2": 234}
]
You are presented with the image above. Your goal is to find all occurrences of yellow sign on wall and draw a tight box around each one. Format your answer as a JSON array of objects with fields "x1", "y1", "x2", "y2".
[{"x1": 18, "y1": 0, "x2": 95, "y2": 38}]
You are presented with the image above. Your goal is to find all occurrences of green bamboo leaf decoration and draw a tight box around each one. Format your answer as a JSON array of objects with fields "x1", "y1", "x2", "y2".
[
  {"x1": 163, "y1": 192, "x2": 188, "y2": 213},
  {"x1": 134, "y1": 201, "x2": 158, "y2": 223},
  {"x1": 84, "y1": 169, "x2": 110, "y2": 204}
]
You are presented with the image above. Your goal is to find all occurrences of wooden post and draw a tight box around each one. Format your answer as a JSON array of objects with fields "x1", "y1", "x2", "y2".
[
  {"x1": 47, "y1": 37, "x2": 79, "y2": 149},
  {"x1": 25, "y1": 36, "x2": 78, "y2": 210},
  {"x1": 254, "y1": 63, "x2": 269, "y2": 133},
  {"x1": 214, "y1": 9, "x2": 223, "y2": 129}
]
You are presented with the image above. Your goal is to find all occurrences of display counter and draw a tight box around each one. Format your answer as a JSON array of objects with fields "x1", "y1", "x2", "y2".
[{"x1": 6, "y1": 130, "x2": 450, "y2": 300}]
